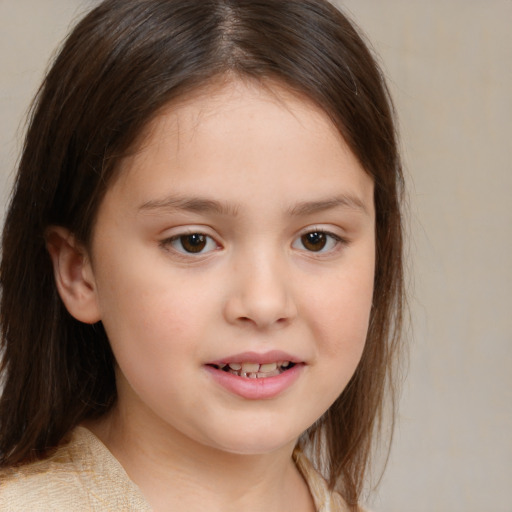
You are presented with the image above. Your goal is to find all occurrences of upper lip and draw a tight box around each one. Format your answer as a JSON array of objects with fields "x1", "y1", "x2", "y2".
[{"x1": 207, "y1": 350, "x2": 302, "y2": 366}]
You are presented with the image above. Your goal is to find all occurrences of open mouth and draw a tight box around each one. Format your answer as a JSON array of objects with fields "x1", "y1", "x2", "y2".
[{"x1": 207, "y1": 361, "x2": 296, "y2": 379}]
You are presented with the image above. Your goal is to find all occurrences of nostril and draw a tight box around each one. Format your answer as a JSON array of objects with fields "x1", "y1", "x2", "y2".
[
  {"x1": 236, "y1": 315, "x2": 290, "y2": 328},
  {"x1": 224, "y1": 288, "x2": 297, "y2": 328}
]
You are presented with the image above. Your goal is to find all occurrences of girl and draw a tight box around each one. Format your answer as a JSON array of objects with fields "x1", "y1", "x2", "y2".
[{"x1": 0, "y1": 1, "x2": 404, "y2": 511}]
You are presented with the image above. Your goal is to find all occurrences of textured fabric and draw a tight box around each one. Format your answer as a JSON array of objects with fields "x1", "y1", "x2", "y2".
[
  {"x1": 0, "y1": 427, "x2": 350, "y2": 511},
  {"x1": 0, "y1": 428, "x2": 151, "y2": 511}
]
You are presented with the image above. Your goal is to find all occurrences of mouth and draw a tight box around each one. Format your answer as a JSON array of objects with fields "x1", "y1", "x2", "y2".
[
  {"x1": 205, "y1": 352, "x2": 304, "y2": 399},
  {"x1": 207, "y1": 361, "x2": 296, "y2": 379}
]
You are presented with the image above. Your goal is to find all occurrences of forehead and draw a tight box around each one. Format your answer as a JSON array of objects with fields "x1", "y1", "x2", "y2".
[
  {"x1": 131, "y1": 78, "x2": 343, "y2": 155},
  {"x1": 106, "y1": 78, "x2": 374, "y2": 216}
]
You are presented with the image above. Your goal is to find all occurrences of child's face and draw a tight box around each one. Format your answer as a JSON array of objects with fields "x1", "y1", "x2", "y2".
[{"x1": 85, "y1": 80, "x2": 375, "y2": 454}]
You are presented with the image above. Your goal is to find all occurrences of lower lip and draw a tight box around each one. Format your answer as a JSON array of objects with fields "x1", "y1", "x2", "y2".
[{"x1": 205, "y1": 364, "x2": 303, "y2": 400}]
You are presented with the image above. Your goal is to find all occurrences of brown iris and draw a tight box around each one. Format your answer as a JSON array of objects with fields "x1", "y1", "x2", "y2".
[
  {"x1": 179, "y1": 234, "x2": 207, "y2": 253},
  {"x1": 301, "y1": 232, "x2": 327, "y2": 251}
]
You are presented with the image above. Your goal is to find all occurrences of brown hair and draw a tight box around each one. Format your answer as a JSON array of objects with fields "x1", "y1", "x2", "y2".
[{"x1": 0, "y1": 0, "x2": 404, "y2": 507}]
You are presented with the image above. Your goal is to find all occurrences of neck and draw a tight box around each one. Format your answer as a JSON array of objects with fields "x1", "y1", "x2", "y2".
[{"x1": 85, "y1": 405, "x2": 315, "y2": 512}]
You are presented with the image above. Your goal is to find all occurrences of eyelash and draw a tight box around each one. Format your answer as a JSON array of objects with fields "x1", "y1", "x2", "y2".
[
  {"x1": 160, "y1": 228, "x2": 347, "y2": 257},
  {"x1": 292, "y1": 229, "x2": 346, "y2": 254},
  {"x1": 160, "y1": 232, "x2": 220, "y2": 256}
]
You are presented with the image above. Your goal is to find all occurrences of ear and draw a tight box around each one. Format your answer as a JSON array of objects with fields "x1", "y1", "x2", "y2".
[{"x1": 45, "y1": 226, "x2": 101, "y2": 324}]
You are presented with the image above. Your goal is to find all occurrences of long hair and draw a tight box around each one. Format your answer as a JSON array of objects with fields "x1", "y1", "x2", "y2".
[{"x1": 0, "y1": 0, "x2": 404, "y2": 507}]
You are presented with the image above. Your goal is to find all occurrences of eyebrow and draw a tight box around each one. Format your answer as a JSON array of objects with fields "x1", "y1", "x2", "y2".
[
  {"x1": 138, "y1": 194, "x2": 369, "y2": 217},
  {"x1": 287, "y1": 195, "x2": 370, "y2": 216},
  {"x1": 139, "y1": 196, "x2": 240, "y2": 216}
]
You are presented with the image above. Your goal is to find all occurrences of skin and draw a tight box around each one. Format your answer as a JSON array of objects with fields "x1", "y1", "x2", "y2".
[{"x1": 48, "y1": 79, "x2": 375, "y2": 511}]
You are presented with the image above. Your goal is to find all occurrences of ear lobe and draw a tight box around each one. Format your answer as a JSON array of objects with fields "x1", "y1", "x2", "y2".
[{"x1": 45, "y1": 226, "x2": 101, "y2": 324}]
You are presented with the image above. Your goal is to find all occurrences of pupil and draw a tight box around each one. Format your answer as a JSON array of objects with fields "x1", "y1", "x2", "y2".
[
  {"x1": 181, "y1": 234, "x2": 206, "y2": 253},
  {"x1": 302, "y1": 232, "x2": 326, "y2": 251}
]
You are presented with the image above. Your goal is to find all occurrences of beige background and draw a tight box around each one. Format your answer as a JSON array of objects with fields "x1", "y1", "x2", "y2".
[{"x1": 1, "y1": 1, "x2": 511, "y2": 511}]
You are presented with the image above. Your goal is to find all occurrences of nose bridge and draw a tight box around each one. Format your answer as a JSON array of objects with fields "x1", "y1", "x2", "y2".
[{"x1": 224, "y1": 242, "x2": 296, "y2": 328}]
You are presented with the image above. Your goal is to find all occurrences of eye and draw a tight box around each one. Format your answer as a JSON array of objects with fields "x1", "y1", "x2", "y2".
[
  {"x1": 292, "y1": 230, "x2": 342, "y2": 253},
  {"x1": 165, "y1": 233, "x2": 218, "y2": 254}
]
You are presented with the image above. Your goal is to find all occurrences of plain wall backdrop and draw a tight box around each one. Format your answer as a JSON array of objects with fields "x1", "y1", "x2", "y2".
[{"x1": 1, "y1": 1, "x2": 511, "y2": 511}]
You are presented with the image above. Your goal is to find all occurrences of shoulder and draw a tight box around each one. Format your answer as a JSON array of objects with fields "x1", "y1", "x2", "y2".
[{"x1": 0, "y1": 427, "x2": 151, "y2": 511}]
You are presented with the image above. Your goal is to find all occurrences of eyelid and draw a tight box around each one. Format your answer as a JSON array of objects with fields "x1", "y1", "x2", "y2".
[
  {"x1": 292, "y1": 225, "x2": 348, "y2": 254},
  {"x1": 159, "y1": 226, "x2": 222, "y2": 257}
]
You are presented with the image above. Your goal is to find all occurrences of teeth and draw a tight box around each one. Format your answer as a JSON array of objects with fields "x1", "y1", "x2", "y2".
[
  {"x1": 241, "y1": 362, "x2": 260, "y2": 373},
  {"x1": 256, "y1": 370, "x2": 280, "y2": 378},
  {"x1": 215, "y1": 361, "x2": 293, "y2": 378}
]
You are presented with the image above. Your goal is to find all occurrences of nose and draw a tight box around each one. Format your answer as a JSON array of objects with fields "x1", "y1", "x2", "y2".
[{"x1": 223, "y1": 251, "x2": 297, "y2": 330}]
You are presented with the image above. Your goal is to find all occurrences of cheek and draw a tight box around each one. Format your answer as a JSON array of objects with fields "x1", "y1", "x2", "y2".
[
  {"x1": 102, "y1": 287, "x2": 202, "y2": 350},
  {"x1": 100, "y1": 286, "x2": 204, "y2": 412},
  {"x1": 301, "y1": 263, "x2": 374, "y2": 417},
  {"x1": 94, "y1": 263, "x2": 202, "y2": 367},
  {"x1": 307, "y1": 265, "x2": 374, "y2": 354},
  {"x1": 303, "y1": 269, "x2": 374, "y2": 413}
]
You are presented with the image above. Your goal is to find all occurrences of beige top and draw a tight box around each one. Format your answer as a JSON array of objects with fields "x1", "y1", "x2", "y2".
[{"x1": 0, "y1": 427, "x2": 350, "y2": 511}]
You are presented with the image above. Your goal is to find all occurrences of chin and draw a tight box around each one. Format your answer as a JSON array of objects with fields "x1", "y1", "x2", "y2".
[
  {"x1": 201, "y1": 423, "x2": 300, "y2": 456},
  {"x1": 215, "y1": 439, "x2": 296, "y2": 457}
]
